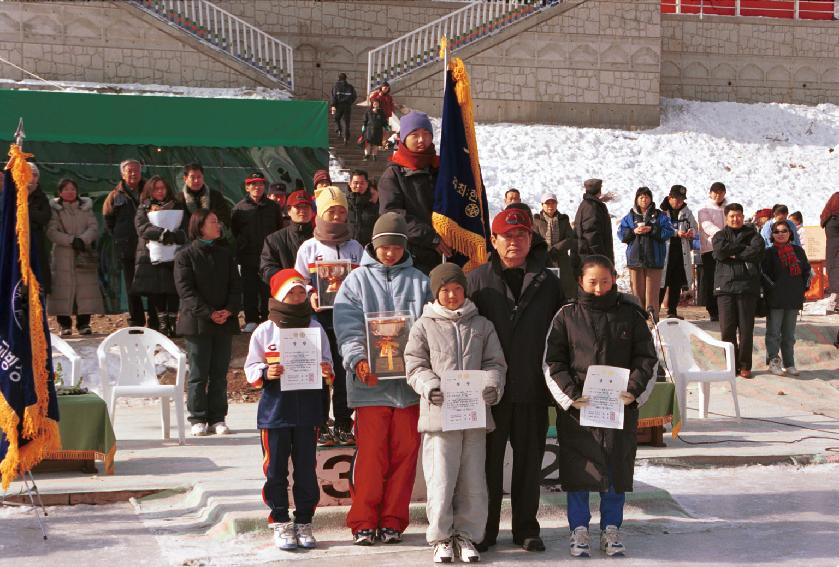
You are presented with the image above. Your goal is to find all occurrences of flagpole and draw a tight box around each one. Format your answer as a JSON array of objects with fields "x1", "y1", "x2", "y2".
[{"x1": 440, "y1": 37, "x2": 449, "y2": 265}]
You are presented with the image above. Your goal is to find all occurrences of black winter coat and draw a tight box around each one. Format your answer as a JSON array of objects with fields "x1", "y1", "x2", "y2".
[
  {"x1": 347, "y1": 191, "x2": 379, "y2": 246},
  {"x1": 181, "y1": 185, "x2": 233, "y2": 232},
  {"x1": 467, "y1": 241, "x2": 565, "y2": 404},
  {"x1": 132, "y1": 200, "x2": 189, "y2": 296},
  {"x1": 331, "y1": 80, "x2": 358, "y2": 108},
  {"x1": 378, "y1": 162, "x2": 440, "y2": 274},
  {"x1": 362, "y1": 108, "x2": 388, "y2": 144},
  {"x1": 712, "y1": 225, "x2": 764, "y2": 296},
  {"x1": 28, "y1": 186, "x2": 52, "y2": 294},
  {"x1": 174, "y1": 241, "x2": 241, "y2": 336},
  {"x1": 259, "y1": 222, "x2": 314, "y2": 284},
  {"x1": 231, "y1": 196, "x2": 283, "y2": 267},
  {"x1": 532, "y1": 211, "x2": 577, "y2": 297},
  {"x1": 761, "y1": 244, "x2": 811, "y2": 310},
  {"x1": 544, "y1": 289, "x2": 656, "y2": 493},
  {"x1": 825, "y1": 215, "x2": 839, "y2": 293},
  {"x1": 574, "y1": 193, "x2": 614, "y2": 263},
  {"x1": 103, "y1": 179, "x2": 143, "y2": 259}
]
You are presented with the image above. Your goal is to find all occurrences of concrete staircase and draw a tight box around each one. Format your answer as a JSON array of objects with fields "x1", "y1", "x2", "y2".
[{"x1": 328, "y1": 120, "x2": 391, "y2": 183}]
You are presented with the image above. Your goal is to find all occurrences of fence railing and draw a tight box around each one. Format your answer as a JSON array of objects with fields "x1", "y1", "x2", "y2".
[
  {"x1": 661, "y1": 0, "x2": 837, "y2": 20},
  {"x1": 366, "y1": 0, "x2": 564, "y2": 95},
  {"x1": 129, "y1": 0, "x2": 294, "y2": 91}
]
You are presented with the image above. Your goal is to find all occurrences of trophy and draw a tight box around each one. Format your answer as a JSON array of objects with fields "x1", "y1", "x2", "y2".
[
  {"x1": 366, "y1": 311, "x2": 413, "y2": 378},
  {"x1": 315, "y1": 260, "x2": 352, "y2": 308}
]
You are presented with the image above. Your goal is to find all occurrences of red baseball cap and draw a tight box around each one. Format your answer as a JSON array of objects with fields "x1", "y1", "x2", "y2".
[
  {"x1": 286, "y1": 190, "x2": 311, "y2": 208},
  {"x1": 491, "y1": 208, "x2": 532, "y2": 235}
]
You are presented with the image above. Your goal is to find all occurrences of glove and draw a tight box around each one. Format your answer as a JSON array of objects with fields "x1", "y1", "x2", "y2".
[
  {"x1": 482, "y1": 386, "x2": 498, "y2": 405},
  {"x1": 160, "y1": 230, "x2": 176, "y2": 245},
  {"x1": 428, "y1": 388, "x2": 444, "y2": 406},
  {"x1": 71, "y1": 237, "x2": 85, "y2": 252},
  {"x1": 354, "y1": 360, "x2": 378, "y2": 387}
]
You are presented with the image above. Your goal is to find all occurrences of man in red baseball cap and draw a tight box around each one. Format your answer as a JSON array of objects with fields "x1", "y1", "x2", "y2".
[
  {"x1": 260, "y1": 190, "x2": 315, "y2": 285},
  {"x1": 466, "y1": 207, "x2": 565, "y2": 554}
]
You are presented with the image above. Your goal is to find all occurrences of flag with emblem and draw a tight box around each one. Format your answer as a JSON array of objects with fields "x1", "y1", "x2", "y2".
[
  {"x1": 0, "y1": 142, "x2": 60, "y2": 490},
  {"x1": 431, "y1": 41, "x2": 490, "y2": 272}
]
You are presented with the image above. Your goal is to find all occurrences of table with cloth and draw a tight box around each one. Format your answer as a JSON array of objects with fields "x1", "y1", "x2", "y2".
[{"x1": 41, "y1": 393, "x2": 116, "y2": 474}]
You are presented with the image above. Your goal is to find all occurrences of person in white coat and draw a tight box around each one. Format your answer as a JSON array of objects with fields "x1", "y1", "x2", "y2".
[
  {"x1": 696, "y1": 182, "x2": 728, "y2": 321},
  {"x1": 405, "y1": 263, "x2": 507, "y2": 564},
  {"x1": 659, "y1": 185, "x2": 699, "y2": 319}
]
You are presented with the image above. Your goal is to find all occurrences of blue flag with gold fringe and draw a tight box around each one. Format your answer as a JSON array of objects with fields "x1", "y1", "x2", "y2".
[
  {"x1": 0, "y1": 144, "x2": 60, "y2": 490},
  {"x1": 431, "y1": 58, "x2": 490, "y2": 272}
]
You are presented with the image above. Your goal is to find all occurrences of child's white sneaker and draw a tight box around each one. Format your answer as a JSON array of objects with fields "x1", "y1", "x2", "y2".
[
  {"x1": 191, "y1": 422, "x2": 208, "y2": 436},
  {"x1": 211, "y1": 421, "x2": 230, "y2": 435},
  {"x1": 600, "y1": 525, "x2": 625, "y2": 557},
  {"x1": 569, "y1": 526, "x2": 590, "y2": 557},
  {"x1": 769, "y1": 356, "x2": 785, "y2": 376},
  {"x1": 272, "y1": 521, "x2": 297, "y2": 550},
  {"x1": 296, "y1": 523, "x2": 316, "y2": 549},
  {"x1": 433, "y1": 539, "x2": 454, "y2": 563},
  {"x1": 454, "y1": 535, "x2": 480, "y2": 562}
]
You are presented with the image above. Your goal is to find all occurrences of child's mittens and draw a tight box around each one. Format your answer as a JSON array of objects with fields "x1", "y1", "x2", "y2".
[
  {"x1": 481, "y1": 386, "x2": 498, "y2": 405},
  {"x1": 321, "y1": 362, "x2": 334, "y2": 386},
  {"x1": 354, "y1": 360, "x2": 378, "y2": 387},
  {"x1": 428, "y1": 388, "x2": 444, "y2": 406}
]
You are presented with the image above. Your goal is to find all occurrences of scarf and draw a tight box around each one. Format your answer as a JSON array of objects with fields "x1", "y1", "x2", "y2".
[
  {"x1": 313, "y1": 218, "x2": 351, "y2": 245},
  {"x1": 577, "y1": 286, "x2": 620, "y2": 311},
  {"x1": 182, "y1": 184, "x2": 211, "y2": 213},
  {"x1": 774, "y1": 242, "x2": 802, "y2": 277},
  {"x1": 389, "y1": 142, "x2": 440, "y2": 171},
  {"x1": 268, "y1": 298, "x2": 312, "y2": 328},
  {"x1": 543, "y1": 213, "x2": 559, "y2": 247}
]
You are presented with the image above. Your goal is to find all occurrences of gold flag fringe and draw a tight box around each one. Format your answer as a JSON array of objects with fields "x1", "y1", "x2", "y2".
[{"x1": 0, "y1": 144, "x2": 60, "y2": 490}]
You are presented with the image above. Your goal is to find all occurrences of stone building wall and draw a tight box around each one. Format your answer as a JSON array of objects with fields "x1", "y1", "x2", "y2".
[{"x1": 661, "y1": 14, "x2": 839, "y2": 104}]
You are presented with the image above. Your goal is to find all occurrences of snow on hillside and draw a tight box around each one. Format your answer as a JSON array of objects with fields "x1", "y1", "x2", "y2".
[{"x1": 0, "y1": 78, "x2": 292, "y2": 99}]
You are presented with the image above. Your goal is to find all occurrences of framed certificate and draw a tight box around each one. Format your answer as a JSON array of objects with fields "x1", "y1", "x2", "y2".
[
  {"x1": 315, "y1": 260, "x2": 352, "y2": 309},
  {"x1": 365, "y1": 310, "x2": 413, "y2": 379},
  {"x1": 278, "y1": 327, "x2": 322, "y2": 391}
]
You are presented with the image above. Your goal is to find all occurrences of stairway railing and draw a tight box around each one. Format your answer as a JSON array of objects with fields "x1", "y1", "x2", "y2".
[
  {"x1": 129, "y1": 0, "x2": 294, "y2": 91},
  {"x1": 366, "y1": 0, "x2": 564, "y2": 95}
]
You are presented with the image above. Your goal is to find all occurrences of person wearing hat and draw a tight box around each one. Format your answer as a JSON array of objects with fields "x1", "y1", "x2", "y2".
[
  {"x1": 260, "y1": 190, "x2": 314, "y2": 285},
  {"x1": 759, "y1": 204, "x2": 801, "y2": 248},
  {"x1": 697, "y1": 182, "x2": 729, "y2": 321},
  {"x1": 404, "y1": 263, "x2": 506, "y2": 563},
  {"x1": 378, "y1": 111, "x2": 451, "y2": 275},
  {"x1": 466, "y1": 208, "x2": 565, "y2": 553},
  {"x1": 267, "y1": 182, "x2": 291, "y2": 228},
  {"x1": 313, "y1": 169, "x2": 332, "y2": 192},
  {"x1": 295, "y1": 185, "x2": 363, "y2": 446},
  {"x1": 752, "y1": 208, "x2": 773, "y2": 232},
  {"x1": 334, "y1": 212, "x2": 432, "y2": 546},
  {"x1": 232, "y1": 172, "x2": 284, "y2": 333},
  {"x1": 658, "y1": 185, "x2": 699, "y2": 319},
  {"x1": 331, "y1": 72, "x2": 358, "y2": 144},
  {"x1": 617, "y1": 187, "x2": 675, "y2": 318},
  {"x1": 533, "y1": 192, "x2": 577, "y2": 298},
  {"x1": 574, "y1": 178, "x2": 614, "y2": 264},
  {"x1": 244, "y1": 268, "x2": 334, "y2": 551}
]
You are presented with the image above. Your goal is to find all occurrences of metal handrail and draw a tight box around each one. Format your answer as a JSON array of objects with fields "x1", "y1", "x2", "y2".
[
  {"x1": 661, "y1": 0, "x2": 836, "y2": 20},
  {"x1": 366, "y1": 0, "x2": 563, "y2": 95},
  {"x1": 129, "y1": 0, "x2": 294, "y2": 91}
]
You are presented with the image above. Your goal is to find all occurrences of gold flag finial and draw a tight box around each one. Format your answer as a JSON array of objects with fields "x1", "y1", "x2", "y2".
[{"x1": 439, "y1": 36, "x2": 448, "y2": 59}]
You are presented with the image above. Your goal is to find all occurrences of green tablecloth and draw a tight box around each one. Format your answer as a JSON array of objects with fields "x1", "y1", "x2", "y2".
[{"x1": 45, "y1": 393, "x2": 117, "y2": 474}]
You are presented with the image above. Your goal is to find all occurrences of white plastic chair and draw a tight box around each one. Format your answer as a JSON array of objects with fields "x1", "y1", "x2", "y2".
[
  {"x1": 50, "y1": 333, "x2": 82, "y2": 387},
  {"x1": 97, "y1": 327, "x2": 186, "y2": 445},
  {"x1": 656, "y1": 318, "x2": 741, "y2": 424}
]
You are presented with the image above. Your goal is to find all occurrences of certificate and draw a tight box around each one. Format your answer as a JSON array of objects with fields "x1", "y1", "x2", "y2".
[
  {"x1": 315, "y1": 260, "x2": 352, "y2": 309},
  {"x1": 440, "y1": 370, "x2": 487, "y2": 432},
  {"x1": 279, "y1": 328, "x2": 322, "y2": 391},
  {"x1": 580, "y1": 365, "x2": 629, "y2": 430},
  {"x1": 365, "y1": 311, "x2": 413, "y2": 379}
]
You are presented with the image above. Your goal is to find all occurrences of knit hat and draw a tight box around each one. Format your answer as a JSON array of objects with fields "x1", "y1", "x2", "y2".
[
  {"x1": 268, "y1": 182, "x2": 287, "y2": 196},
  {"x1": 669, "y1": 185, "x2": 687, "y2": 200},
  {"x1": 245, "y1": 171, "x2": 266, "y2": 185},
  {"x1": 313, "y1": 169, "x2": 332, "y2": 188},
  {"x1": 755, "y1": 208, "x2": 773, "y2": 220},
  {"x1": 491, "y1": 207, "x2": 532, "y2": 235},
  {"x1": 372, "y1": 212, "x2": 409, "y2": 248},
  {"x1": 541, "y1": 192, "x2": 558, "y2": 204},
  {"x1": 314, "y1": 186, "x2": 348, "y2": 218},
  {"x1": 399, "y1": 111, "x2": 433, "y2": 138},
  {"x1": 286, "y1": 190, "x2": 311, "y2": 208},
  {"x1": 635, "y1": 186, "x2": 653, "y2": 202},
  {"x1": 430, "y1": 263, "x2": 468, "y2": 299},
  {"x1": 270, "y1": 268, "x2": 307, "y2": 301},
  {"x1": 584, "y1": 178, "x2": 602, "y2": 195}
]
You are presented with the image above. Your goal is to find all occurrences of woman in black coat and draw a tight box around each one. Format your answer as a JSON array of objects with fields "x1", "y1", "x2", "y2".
[
  {"x1": 361, "y1": 99, "x2": 388, "y2": 161},
  {"x1": 762, "y1": 221, "x2": 811, "y2": 376},
  {"x1": 174, "y1": 209, "x2": 241, "y2": 437},
  {"x1": 133, "y1": 176, "x2": 189, "y2": 337},
  {"x1": 543, "y1": 255, "x2": 657, "y2": 558}
]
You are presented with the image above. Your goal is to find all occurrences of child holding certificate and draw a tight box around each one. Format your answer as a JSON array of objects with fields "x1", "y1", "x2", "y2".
[
  {"x1": 244, "y1": 269, "x2": 334, "y2": 552},
  {"x1": 405, "y1": 263, "x2": 507, "y2": 564},
  {"x1": 542, "y1": 255, "x2": 657, "y2": 558},
  {"x1": 333, "y1": 212, "x2": 432, "y2": 546}
]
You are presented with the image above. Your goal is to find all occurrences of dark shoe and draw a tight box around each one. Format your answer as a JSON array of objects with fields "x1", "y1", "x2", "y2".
[
  {"x1": 353, "y1": 529, "x2": 376, "y2": 546},
  {"x1": 318, "y1": 425, "x2": 336, "y2": 447},
  {"x1": 77, "y1": 326, "x2": 92, "y2": 335},
  {"x1": 377, "y1": 527, "x2": 402, "y2": 544},
  {"x1": 521, "y1": 537, "x2": 546, "y2": 552},
  {"x1": 667, "y1": 313, "x2": 683, "y2": 320},
  {"x1": 362, "y1": 155, "x2": 370, "y2": 161},
  {"x1": 475, "y1": 540, "x2": 494, "y2": 553},
  {"x1": 709, "y1": 315, "x2": 719, "y2": 322},
  {"x1": 59, "y1": 327, "x2": 72, "y2": 336},
  {"x1": 333, "y1": 424, "x2": 355, "y2": 445},
  {"x1": 739, "y1": 369, "x2": 752, "y2": 379}
]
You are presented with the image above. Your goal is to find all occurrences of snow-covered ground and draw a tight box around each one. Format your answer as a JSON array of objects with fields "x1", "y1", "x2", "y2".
[{"x1": 0, "y1": 78, "x2": 291, "y2": 99}]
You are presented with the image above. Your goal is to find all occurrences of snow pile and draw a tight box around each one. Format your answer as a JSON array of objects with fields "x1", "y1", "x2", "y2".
[{"x1": 0, "y1": 78, "x2": 291, "y2": 100}]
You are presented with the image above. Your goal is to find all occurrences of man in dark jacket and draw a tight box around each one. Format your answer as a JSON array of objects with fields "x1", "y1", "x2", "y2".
[
  {"x1": 574, "y1": 178, "x2": 614, "y2": 264},
  {"x1": 346, "y1": 169, "x2": 379, "y2": 246},
  {"x1": 533, "y1": 192, "x2": 577, "y2": 298},
  {"x1": 712, "y1": 202, "x2": 765, "y2": 378},
  {"x1": 181, "y1": 163, "x2": 233, "y2": 237},
  {"x1": 232, "y1": 172, "x2": 283, "y2": 332},
  {"x1": 330, "y1": 72, "x2": 358, "y2": 144},
  {"x1": 27, "y1": 163, "x2": 52, "y2": 294},
  {"x1": 103, "y1": 159, "x2": 157, "y2": 328},
  {"x1": 467, "y1": 208, "x2": 565, "y2": 553},
  {"x1": 260, "y1": 190, "x2": 314, "y2": 284}
]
